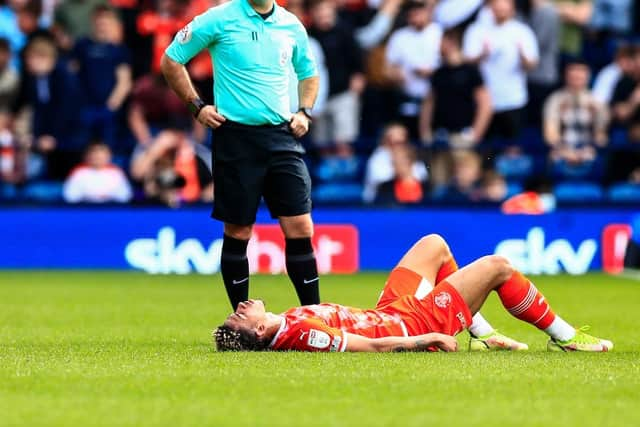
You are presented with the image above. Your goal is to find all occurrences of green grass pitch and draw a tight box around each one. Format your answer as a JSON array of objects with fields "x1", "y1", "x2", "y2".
[{"x1": 1, "y1": 271, "x2": 639, "y2": 427}]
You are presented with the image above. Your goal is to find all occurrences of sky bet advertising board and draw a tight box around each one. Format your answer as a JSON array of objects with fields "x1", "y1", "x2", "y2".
[{"x1": 0, "y1": 207, "x2": 636, "y2": 275}]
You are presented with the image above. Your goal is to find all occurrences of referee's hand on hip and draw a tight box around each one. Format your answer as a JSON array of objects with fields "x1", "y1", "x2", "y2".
[
  {"x1": 289, "y1": 111, "x2": 311, "y2": 138},
  {"x1": 197, "y1": 105, "x2": 227, "y2": 129}
]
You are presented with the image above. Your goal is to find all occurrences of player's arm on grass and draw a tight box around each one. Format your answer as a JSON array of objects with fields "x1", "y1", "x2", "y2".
[{"x1": 344, "y1": 332, "x2": 458, "y2": 353}]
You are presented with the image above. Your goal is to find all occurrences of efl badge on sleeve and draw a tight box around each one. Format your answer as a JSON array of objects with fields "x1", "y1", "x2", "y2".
[
  {"x1": 177, "y1": 24, "x2": 192, "y2": 44},
  {"x1": 307, "y1": 329, "x2": 331, "y2": 349}
]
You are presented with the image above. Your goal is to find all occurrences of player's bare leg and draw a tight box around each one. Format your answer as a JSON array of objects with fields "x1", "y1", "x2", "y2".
[
  {"x1": 445, "y1": 255, "x2": 613, "y2": 352},
  {"x1": 396, "y1": 235, "x2": 528, "y2": 351}
]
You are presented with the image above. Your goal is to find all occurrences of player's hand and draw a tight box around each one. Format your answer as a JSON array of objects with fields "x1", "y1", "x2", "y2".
[
  {"x1": 432, "y1": 333, "x2": 458, "y2": 352},
  {"x1": 197, "y1": 105, "x2": 226, "y2": 129},
  {"x1": 289, "y1": 112, "x2": 310, "y2": 138}
]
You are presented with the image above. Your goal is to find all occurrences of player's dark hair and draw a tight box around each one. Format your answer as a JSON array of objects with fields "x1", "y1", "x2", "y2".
[{"x1": 213, "y1": 325, "x2": 270, "y2": 352}]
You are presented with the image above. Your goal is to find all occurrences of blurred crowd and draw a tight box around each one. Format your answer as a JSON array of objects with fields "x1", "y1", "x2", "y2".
[{"x1": 1, "y1": 0, "x2": 639, "y2": 207}]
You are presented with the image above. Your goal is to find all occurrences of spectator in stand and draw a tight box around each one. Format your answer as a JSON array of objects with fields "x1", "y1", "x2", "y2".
[
  {"x1": 0, "y1": 37, "x2": 19, "y2": 185},
  {"x1": 419, "y1": 28, "x2": 492, "y2": 150},
  {"x1": 592, "y1": 44, "x2": 636, "y2": 105},
  {"x1": 553, "y1": 0, "x2": 592, "y2": 58},
  {"x1": 434, "y1": 149, "x2": 483, "y2": 202},
  {"x1": 308, "y1": 0, "x2": 366, "y2": 157},
  {"x1": 385, "y1": 0, "x2": 441, "y2": 140},
  {"x1": 53, "y1": 0, "x2": 107, "y2": 50},
  {"x1": 374, "y1": 144, "x2": 428, "y2": 204},
  {"x1": 128, "y1": 73, "x2": 210, "y2": 206},
  {"x1": 136, "y1": 0, "x2": 209, "y2": 74},
  {"x1": 589, "y1": 0, "x2": 632, "y2": 35},
  {"x1": 0, "y1": 38, "x2": 18, "y2": 113},
  {"x1": 356, "y1": 0, "x2": 405, "y2": 138},
  {"x1": 543, "y1": 59, "x2": 609, "y2": 178},
  {"x1": 285, "y1": 1, "x2": 328, "y2": 117},
  {"x1": 525, "y1": 0, "x2": 560, "y2": 125},
  {"x1": 340, "y1": 0, "x2": 404, "y2": 51},
  {"x1": 363, "y1": 122, "x2": 428, "y2": 203},
  {"x1": 611, "y1": 47, "x2": 640, "y2": 142},
  {"x1": 463, "y1": 0, "x2": 539, "y2": 147},
  {"x1": 0, "y1": 0, "x2": 29, "y2": 68},
  {"x1": 63, "y1": 141, "x2": 132, "y2": 203},
  {"x1": 18, "y1": 33, "x2": 83, "y2": 180},
  {"x1": 129, "y1": 129, "x2": 213, "y2": 207},
  {"x1": 71, "y1": 5, "x2": 132, "y2": 150},
  {"x1": 478, "y1": 170, "x2": 509, "y2": 202},
  {"x1": 433, "y1": 0, "x2": 484, "y2": 29}
]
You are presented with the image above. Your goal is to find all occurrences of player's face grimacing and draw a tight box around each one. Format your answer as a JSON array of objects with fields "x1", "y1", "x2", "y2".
[{"x1": 223, "y1": 299, "x2": 267, "y2": 332}]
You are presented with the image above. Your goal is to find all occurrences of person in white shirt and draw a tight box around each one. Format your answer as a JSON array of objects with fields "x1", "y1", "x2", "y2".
[
  {"x1": 592, "y1": 44, "x2": 636, "y2": 105},
  {"x1": 385, "y1": 0, "x2": 442, "y2": 139},
  {"x1": 63, "y1": 142, "x2": 132, "y2": 203},
  {"x1": 363, "y1": 122, "x2": 428, "y2": 203},
  {"x1": 433, "y1": 0, "x2": 484, "y2": 29},
  {"x1": 463, "y1": 0, "x2": 539, "y2": 144}
]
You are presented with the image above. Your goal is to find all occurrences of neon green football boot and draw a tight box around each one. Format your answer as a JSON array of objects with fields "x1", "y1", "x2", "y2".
[
  {"x1": 547, "y1": 326, "x2": 613, "y2": 352},
  {"x1": 469, "y1": 330, "x2": 529, "y2": 351}
]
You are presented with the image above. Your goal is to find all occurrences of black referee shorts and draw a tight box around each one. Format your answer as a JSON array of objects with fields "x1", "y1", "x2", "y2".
[{"x1": 211, "y1": 121, "x2": 312, "y2": 226}]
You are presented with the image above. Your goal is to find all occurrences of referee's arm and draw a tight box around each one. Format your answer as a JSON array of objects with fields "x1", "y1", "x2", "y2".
[
  {"x1": 290, "y1": 76, "x2": 320, "y2": 138},
  {"x1": 160, "y1": 55, "x2": 226, "y2": 129},
  {"x1": 297, "y1": 76, "x2": 320, "y2": 112},
  {"x1": 290, "y1": 23, "x2": 320, "y2": 137}
]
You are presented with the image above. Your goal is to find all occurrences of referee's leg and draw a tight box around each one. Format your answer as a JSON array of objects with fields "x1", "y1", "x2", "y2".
[
  {"x1": 221, "y1": 223, "x2": 253, "y2": 310},
  {"x1": 264, "y1": 151, "x2": 321, "y2": 306},
  {"x1": 279, "y1": 214, "x2": 320, "y2": 305}
]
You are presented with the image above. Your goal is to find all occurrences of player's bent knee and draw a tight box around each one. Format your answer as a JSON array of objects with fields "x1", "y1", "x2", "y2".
[
  {"x1": 486, "y1": 255, "x2": 514, "y2": 282},
  {"x1": 417, "y1": 234, "x2": 449, "y2": 256},
  {"x1": 418, "y1": 234, "x2": 446, "y2": 248}
]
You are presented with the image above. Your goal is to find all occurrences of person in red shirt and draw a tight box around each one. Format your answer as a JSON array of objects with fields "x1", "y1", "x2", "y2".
[{"x1": 214, "y1": 234, "x2": 613, "y2": 353}]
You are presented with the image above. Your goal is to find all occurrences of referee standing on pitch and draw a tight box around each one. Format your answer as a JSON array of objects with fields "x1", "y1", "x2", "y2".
[{"x1": 161, "y1": 0, "x2": 321, "y2": 309}]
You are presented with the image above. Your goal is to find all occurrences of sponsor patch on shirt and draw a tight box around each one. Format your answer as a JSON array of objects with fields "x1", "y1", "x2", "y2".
[
  {"x1": 307, "y1": 329, "x2": 331, "y2": 349},
  {"x1": 177, "y1": 24, "x2": 192, "y2": 44}
]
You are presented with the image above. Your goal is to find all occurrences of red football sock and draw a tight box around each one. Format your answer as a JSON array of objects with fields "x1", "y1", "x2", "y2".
[
  {"x1": 436, "y1": 257, "x2": 458, "y2": 285},
  {"x1": 497, "y1": 271, "x2": 556, "y2": 329}
]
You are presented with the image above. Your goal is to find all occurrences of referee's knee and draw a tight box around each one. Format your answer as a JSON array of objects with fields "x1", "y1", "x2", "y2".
[
  {"x1": 280, "y1": 215, "x2": 314, "y2": 239},
  {"x1": 224, "y1": 224, "x2": 253, "y2": 240}
]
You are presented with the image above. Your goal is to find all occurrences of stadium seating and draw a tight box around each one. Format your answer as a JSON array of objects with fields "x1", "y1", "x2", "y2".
[
  {"x1": 553, "y1": 181, "x2": 604, "y2": 202},
  {"x1": 312, "y1": 182, "x2": 364, "y2": 204},
  {"x1": 607, "y1": 183, "x2": 640, "y2": 202}
]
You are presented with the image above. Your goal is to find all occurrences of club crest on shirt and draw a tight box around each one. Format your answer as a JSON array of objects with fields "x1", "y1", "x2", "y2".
[
  {"x1": 434, "y1": 291, "x2": 452, "y2": 309},
  {"x1": 279, "y1": 47, "x2": 290, "y2": 67},
  {"x1": 177, "y1": 24, "x2": 192, "y2": 44}
]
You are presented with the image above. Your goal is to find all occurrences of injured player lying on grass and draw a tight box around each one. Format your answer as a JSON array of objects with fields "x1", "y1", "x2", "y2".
[{"x1": 214, "y1": 234, "x2": 613, "y2": 353}]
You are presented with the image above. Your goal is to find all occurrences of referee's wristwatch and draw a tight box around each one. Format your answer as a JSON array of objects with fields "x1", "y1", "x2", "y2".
[
  {"x1": 297, "y1": 107, "x2": 313, "y2": 123},
  {"x1": 188, "y1": 98, "x2": 207, "y2": 118}
]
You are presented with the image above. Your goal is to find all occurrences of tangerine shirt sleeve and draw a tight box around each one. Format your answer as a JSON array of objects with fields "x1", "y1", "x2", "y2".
[{"x1": 272, "y1": 319, "x2": 348, "y2": 352}]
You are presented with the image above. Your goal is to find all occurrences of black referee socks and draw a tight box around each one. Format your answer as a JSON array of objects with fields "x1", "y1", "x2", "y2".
[
  {"x1": 220, "y1": 234, "x2": 249, "y2": 310},
  {"x1": 285, "y1": 237, "x2": 320, "y2": 305}
]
